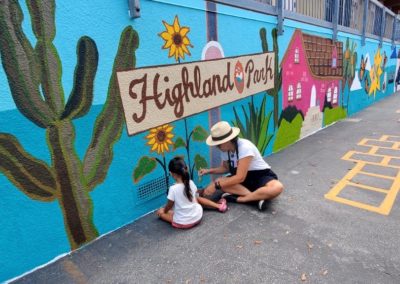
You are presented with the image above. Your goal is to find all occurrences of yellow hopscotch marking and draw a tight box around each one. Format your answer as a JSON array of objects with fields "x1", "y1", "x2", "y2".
[{"x1": 325, "y1": 135, "x2": 400, "y2": 215}]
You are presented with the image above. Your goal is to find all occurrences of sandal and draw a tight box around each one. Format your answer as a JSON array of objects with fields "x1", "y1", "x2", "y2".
[{"x1": 218, "y1": 199, "x2": 228, "y2": 213}]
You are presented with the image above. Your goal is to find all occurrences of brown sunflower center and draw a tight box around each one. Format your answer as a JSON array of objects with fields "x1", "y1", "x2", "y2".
[
  {"x1": 156, "y1": 130, "x2": 166, "y2": 142},
  {"x1": 173, "y1": 33, "x2": 182, "y2": 46}
]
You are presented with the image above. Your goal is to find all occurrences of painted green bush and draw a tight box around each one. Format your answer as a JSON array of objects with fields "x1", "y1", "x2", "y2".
[
  {"x1": 233, "y1": 96, "x2": 273, "y2": 155},
  {"x1": 273, "y1": 113, "x2": 303, "y2": 153},
  {"x1": 0, "y1": 0, "x2": 138, "y2": 249},
  {"x1": 324, "y1": 107, "x2": 347, "y2": 126}
]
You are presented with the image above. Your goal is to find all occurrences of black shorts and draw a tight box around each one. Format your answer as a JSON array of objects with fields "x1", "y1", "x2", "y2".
[{"x1": 241, "y1": 169, "x2": 278, "y2": 192}]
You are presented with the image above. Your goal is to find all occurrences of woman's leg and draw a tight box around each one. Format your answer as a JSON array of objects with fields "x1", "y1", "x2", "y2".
[
  {"x1": 156, "y1": 208, "x2": 174, "y2": 223},
  {"x1": 237, "y1": 179, "x2": 284, "y2": 203}
]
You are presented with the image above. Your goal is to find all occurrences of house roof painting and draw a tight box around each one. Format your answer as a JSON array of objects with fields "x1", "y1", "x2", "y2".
[{"x1": 282, "y1": 29, "x2": 343, "y2": 79}]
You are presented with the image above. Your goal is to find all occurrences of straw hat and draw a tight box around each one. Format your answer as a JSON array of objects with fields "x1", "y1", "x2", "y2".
[{"x1": 206, "y1": 121, "x2": 240, "y2": 146}]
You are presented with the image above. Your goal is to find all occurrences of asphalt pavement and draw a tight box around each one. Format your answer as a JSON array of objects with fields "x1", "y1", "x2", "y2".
[{"x1": 11, "y1": 93, "x2": 400, "y2": 284}]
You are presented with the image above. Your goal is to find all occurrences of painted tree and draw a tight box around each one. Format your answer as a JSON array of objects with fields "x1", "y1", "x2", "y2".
[
  {"x1": 0, "y1": 0, "x2": 139, "y2": 249},
  {"x1": 260, "y1": 27, "x2": 282, "y2": 129}
]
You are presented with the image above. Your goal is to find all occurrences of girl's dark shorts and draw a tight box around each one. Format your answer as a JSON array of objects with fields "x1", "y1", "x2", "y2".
[{"x1": 241, "y1": 169, "x2": 278, "y2": 192}]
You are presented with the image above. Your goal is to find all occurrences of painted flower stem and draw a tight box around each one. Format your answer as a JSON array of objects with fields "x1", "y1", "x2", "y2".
[{"x1": 155, "y1": 156, "x2": 169, "y2": 193}]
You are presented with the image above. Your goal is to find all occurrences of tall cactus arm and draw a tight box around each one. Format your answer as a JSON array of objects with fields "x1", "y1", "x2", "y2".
[
  {"x1": 27, "y1": 0, "x2": 65, "y2": 113},
  {"x1": 61, "y1": 36, "x2": 98, "y2": 120},
  {"x1": 260, "y1": 28, "x2": 268, "y2": 52},
  {"x1": 83, "y1": 27, "x2": 139, "y2": 190},
  {"x1": 0, "y1": 0, "x2": 55, "y2": 128},
  {"x1": 0, "y1": 133, "x2": 57, "y2": 201}
]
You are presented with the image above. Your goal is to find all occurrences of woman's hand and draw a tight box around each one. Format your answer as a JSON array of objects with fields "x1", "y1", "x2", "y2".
[{"x1": 198, "y1": 168, "x2": 210, "y2": 176}]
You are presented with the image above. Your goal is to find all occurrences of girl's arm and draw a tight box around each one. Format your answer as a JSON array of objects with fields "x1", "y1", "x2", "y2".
[{"x1": 163, "y1": 200, "x2": 174, "y2": 214}]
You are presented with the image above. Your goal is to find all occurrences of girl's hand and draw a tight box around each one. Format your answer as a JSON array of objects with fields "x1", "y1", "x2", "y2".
[{"x1": 156, "y1": 208, "x2": 165, "y2": 217}]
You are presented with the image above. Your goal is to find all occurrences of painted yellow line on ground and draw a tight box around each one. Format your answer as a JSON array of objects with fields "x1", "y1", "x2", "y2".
[
  {"x1": 358, "y1": 170, "x2": 396, "y2": 180},
  {"x1": 325, "y1": 135, "x2": 400, "y2": 215}
]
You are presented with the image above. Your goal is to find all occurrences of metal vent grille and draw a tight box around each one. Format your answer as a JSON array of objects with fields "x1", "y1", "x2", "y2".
[{"x1": 136, "y1": 176, "x2": 168, "y2": 203}]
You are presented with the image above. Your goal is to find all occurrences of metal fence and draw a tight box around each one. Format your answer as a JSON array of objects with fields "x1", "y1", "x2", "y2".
[{"x1": 252, "y1": 0, "x2": 399, "y2": 43}]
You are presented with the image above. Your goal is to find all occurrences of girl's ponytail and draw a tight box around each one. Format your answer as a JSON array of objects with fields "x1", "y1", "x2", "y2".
[
  {"x1": 182, "y1": 166, "x2": 193, "y2": 202},
  {"x1": 168, "y1": 156, "x2": 193, "y2": 202}
]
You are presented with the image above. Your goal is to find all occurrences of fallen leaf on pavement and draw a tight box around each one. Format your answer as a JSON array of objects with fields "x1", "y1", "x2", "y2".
[
  {"x1": 236, "y1": 245, "x2": 243, "y2": 249},
  {"x1": 321, "y1": 269, "x2": 328, "y2": 276},
  {"x1": 254, "y1": 240, "x2": 262, "y2": 245},
  {"x1": 301, "y1": 273, "x2": 307, "y2": 281},
  {"x1": 307, "y1": 242, "x2": 314, "y2": 250}
]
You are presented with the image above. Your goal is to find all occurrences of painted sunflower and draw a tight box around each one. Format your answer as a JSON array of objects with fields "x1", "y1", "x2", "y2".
[
  {"x1": 369, "y1": 49, "x2": 383, "y2": 97},
  {"x1": 146, "y1": 124, "x2": 174, "y2": 154},
  {"x1": 159, "y1": 15, "x2": 193, "y2": 62}
]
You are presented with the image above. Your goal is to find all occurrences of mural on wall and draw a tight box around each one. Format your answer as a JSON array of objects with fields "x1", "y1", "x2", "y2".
[
  {"x1": 367, "y1": 48, "x2": 384, "y2": 97},
  {"x1": 0, "y1": 1, "x2": 139, "y2": 250},
  {"x1": 273, "y1": 30, "x2": 344, "y2": 152},
  {"x1": 232, "y1": 27, "x2": 277, "y2": 155},
  {"x1": 160, "y1": 15, "x2": 193, "y2": 62},
  {"x1": 203, "y1": 2, "x2": 224, "y2": 168},
  {"x1": 117, "y1": 53, "x2": 275, "y2": 134},
  {"x1": 393, "y1": 48, "x2": 400, "y2": 92}
]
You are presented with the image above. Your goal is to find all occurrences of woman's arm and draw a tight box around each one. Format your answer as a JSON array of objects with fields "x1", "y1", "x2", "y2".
[
  {"x1": 199, "y1": 161, "x2": 229, "y2": 176},
  {"x1": 218, "y1": 156, "x2": 252, "y2": 189}
]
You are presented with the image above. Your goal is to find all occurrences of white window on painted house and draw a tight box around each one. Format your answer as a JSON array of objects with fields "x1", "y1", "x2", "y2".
[
  {"x1": 333, "y1": 86, "x2": 338, "y2": 104},
  {"x1": 327, "y1": 87, "x2": 332, "y2": 102},
  {"x1": 288, "y1": 84, "x2": 294, "y2": 101},
  {"x1": 296, "y1": 82, "x2": 302, "y2": 99},
  {"x1": 294, "y1": 47, "x2": 300, "y2": 63}
]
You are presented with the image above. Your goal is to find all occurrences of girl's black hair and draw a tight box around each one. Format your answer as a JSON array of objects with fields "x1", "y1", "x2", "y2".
[
  {"x1": 168, "y1": 156, "x2": 193, "y2": 202},
  {"x1": 227, "y1": 136, "x2": 239, "y2": 175}
]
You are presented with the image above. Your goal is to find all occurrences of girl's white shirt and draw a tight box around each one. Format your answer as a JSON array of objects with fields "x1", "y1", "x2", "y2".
[{"x1": 167, "y1": 180, "x2": 203, "y2": 225}]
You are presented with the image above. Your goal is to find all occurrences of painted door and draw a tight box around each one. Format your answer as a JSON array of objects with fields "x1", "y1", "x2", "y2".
[{"x1": 310, "y1": 85, "x2": 317, "y2": 107}]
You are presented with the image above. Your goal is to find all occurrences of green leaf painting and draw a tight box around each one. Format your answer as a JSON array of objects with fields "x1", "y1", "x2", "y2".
[
  {"x1": 133, "y1": 156, "x2": 157, "y2": 183},
  {"x1": 194, "y1": 154, "x2": 207, "y2": 170},
  {"x1": 191, "y1": 126, "x2": 208, "y2": 141},
  {"x1": 173, "y1": 137, "x2": 186, "y2": 149}
]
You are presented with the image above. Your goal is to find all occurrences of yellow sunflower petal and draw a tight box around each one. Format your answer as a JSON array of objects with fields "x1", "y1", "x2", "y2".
[
  {"x1": 169, "y1": 44, "x2": 176, "y2": 58},
  {"x1": 180, "y1": 27, "x2": 189, "y2": 37},
  {"x1": 151, "y1": 143, "x2": 158, "y2": 151},
  {"x1": 166, "y1": 139, "x2": 173, "y2": 145},
  {"x1": 160, "y1": 31, "x2": 172, "y2": 41},
  {"x1": 178, "y1": 47, "x2": 185, "y2": 59},
  {"x1": 165, "y1": 126, "x2": 173, "y2": 132},
  {"x1": 159, "y1": 143, "x2": 164, "y2": 153},
  {"x1": 164, "y1": 143, "x2": 169, "y2": 152},
  {"x1": 146, "y1": 132, "x2": 156, "y2": 138},
  {"x1": 181, "y1": 43, "x2": 190, "y2": 55},
  {"x1": 163, "y1": 21, "x2": 174, "y2": 35},
  {"x1": 166, "y1": 133, "x2": 174, "y2": 139},
  {"x1": 182, "y1": 37, "x2": 190, "y2": 45},
  {"x1": 147, "y1": 137, "x2": 156, "y2": 145},
  {"x1": 163, "y1": 39, "x2": 173, "y2": 49},
  {"x1": 173, "y1": 16, "x2": 180, "y2": 33}
]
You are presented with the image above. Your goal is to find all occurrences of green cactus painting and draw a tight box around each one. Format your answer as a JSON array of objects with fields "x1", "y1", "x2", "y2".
[
  {"x1": 0, "y1": 0, "x2": 139, "y2": 249},
  {"x1": 260, "y1": 27, "x2": 282, "y2": 129}
]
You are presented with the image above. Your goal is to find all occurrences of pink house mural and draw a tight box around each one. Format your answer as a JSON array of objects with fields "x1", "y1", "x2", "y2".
[{"x1": 281, "y1": 29, "x2": 343, "y2": 116}]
